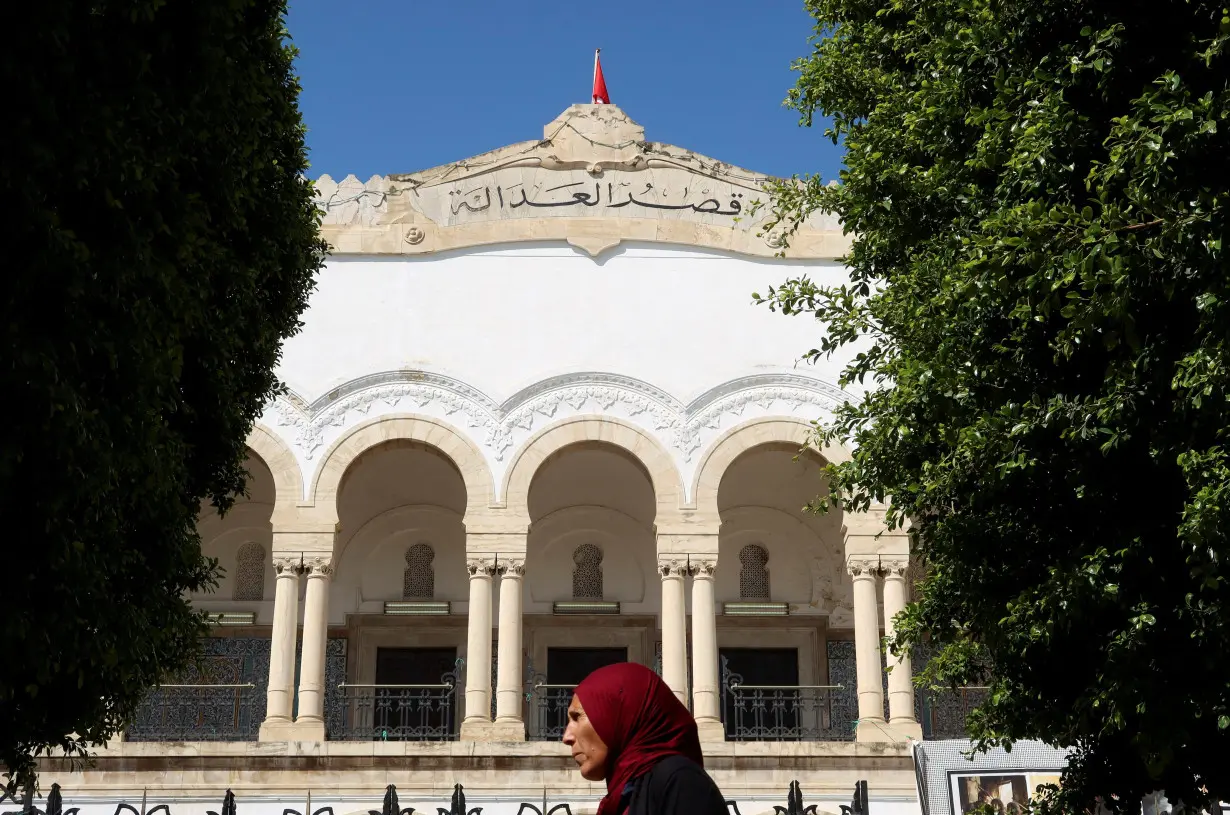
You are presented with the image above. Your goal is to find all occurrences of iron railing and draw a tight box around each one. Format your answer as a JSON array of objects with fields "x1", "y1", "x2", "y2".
[
  {"x1": 719, "y1": 656, "x2": 851, "y2": 741},
  {"x1": 529, "y1": 682, "x2": 575, "y2": 741},
  {"x1": 125, "y1": 683, "x2": 260, "y2": 742},
  {"x1": 920, "y1": 685, "x2": 990, "y2": 740},
  {"x1": 723, "y1": 681, "x2": 846, "y2": 741},
  {"x1": 333, "y1": 666, "x2": 460, "y2": 741}
]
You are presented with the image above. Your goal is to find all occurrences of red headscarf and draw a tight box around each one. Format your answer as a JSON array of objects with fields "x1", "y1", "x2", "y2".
[{"x1": 573, "y1": 662, "x2": 705, "y2": 815}]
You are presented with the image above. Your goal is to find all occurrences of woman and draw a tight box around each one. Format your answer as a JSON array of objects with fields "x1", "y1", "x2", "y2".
[{"x1": 562, "y1": 662, "x2": 728, "y2": 815}]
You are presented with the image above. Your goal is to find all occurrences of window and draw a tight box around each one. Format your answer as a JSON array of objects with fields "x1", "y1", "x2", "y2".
[
  {"x1": 571, "y1": 543, "x2": 603, "y2": 600},
  {"x1": 403, "y1": 543, "x2": 434, "y2": 599},
  {"x1": 232, "y1": 542, "x2": 266, "y2": 601},
  {"x1": 738, "y1": 544, "x2": 770, "y2": 600}
]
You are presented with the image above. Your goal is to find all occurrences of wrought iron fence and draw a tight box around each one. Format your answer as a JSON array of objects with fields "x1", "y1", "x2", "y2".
[
  {"x1": 0, "y1": 780, "x2": 870, "y2": 815},
  {"x1": 529, "y1": 682, "x2": 575, "y2": 741},
  {"x1": 125, "y1": 683, "x2": 260, "y2": 742},
  {"x1": 720, "y1": 658, "x2": 849, "y2": 741},
  {"x1": 920, "y1": 685, "x2": 990, "y2": 740},
  {"x1": 333, "y1": 665, "x2": 461, "y2": 741},
  {"x1": 723, "y1": 681, "x2": 846, "y2": 741}
]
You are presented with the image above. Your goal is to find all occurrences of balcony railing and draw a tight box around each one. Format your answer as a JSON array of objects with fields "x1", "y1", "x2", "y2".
[
  {"x1": 529, "y1": 682, "x2": 575, "y2": 741},
  {"x1": 125, "y1": 683, "x2": 260, "y2": 742},
  {"x1": 332, "y1": 676, "x2": 460, "y2": 741},
  {"x1": 920, "y1": 685, "x2": 989, "y2": 740},
  {"x1": 723, "y1": 682, "x2": 849, "y2": 741}
]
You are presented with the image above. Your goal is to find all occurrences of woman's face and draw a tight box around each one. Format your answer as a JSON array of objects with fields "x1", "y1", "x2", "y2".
[{"x1": 562, "y1": 694, "x2": 609, "y2": 781}]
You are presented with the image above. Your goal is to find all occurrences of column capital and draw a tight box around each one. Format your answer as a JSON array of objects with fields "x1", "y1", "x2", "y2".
[
  {"x1": 688, "y1": 558, "x2": 717, "y2": 579},
  {"x1": 658, "y1": 557, "x2": 688, "y2": 578},
  {"x1": 272, "y1": 555, "x2": 302, "y2": 575},
  {"x1": 880, "y1": 556, "x2": 910, "y2": 577},
  {"x1": 847, "y1": 557, "x2": 880, "y2": 577},
  {"x1": 467, "y1": 556, "x2": 498, "y2": 576},
  {"x1": 496, "y1": 557, "x2": 526, "y2": 577},
  {"x1": 303, "y1": 555, "x2": 334, "y2": 577}
]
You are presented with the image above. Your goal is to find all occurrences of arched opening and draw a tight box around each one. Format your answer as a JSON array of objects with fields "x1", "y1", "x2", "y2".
[
  {"x1": 523, "y1": 441, "x2": 658, "y2": 738},
  {"x1": 333, "y1": 439, "x2": 469, "y2": 740},
  {"x1": 129, "y1": 451, "x2": 278, "y2": 742},
  {"x1": 716, "y1": 443, "x2": 851, "y2": 741}
]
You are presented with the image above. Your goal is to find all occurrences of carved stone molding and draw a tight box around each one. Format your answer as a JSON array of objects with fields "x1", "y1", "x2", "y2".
[
  {"x1": 311, "y1": 106, "x2": 847, "y2": 261},
  {"x1": 272, "y1": 556, "x2": 301, "y2": 575},
  {"x1": 658, "y1": 558, "x2": 688, "y2": 579},
  {"x1": 689, "y1": 558, "x2": 717, "y2": 579},
  {"x1": 880, "y1": 557, "x2": 910, "y2": 578},
  {"x1": 847, "y1": 557, "x2": 879, "y2": 577},
  {"x1": 303, "y1": 556, "x2": 334, "y2": 578},
  {"x1": 467, "y1": 556, "x2": 498, "y2": 576},
  {"x1": 497, "y1": 557, "x2": 526, "y2": 577},
  {"x1": 268, "y1": 369, "x2": 846, "y2": 464}
]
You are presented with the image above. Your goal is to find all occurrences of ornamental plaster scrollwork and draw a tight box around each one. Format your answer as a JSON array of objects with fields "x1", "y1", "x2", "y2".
[
  {"x1": 303, "y1": 556, "x2": 334, "y2": 577},
  {"x1": 846, "y1": 557, "x2": 879, "y2": 577},
  {"x1": 467, "y1": 557, "x2": 498, "y2": 577},
  {"x1": 688, "y1": 559, "x2": 717, "y2": 579},
  {"x1": 272, "y1": 555, "x2": 302, "y2": 575},
  {"x1": 658, "y1": 558, "x2": 688, "y2": 579},
  {"x1": 267, "y1": 370, "x2": 847, "y2": 471},
  {"x1": 497, "y1": 557, "x2": 526, "y2": 577},
  {"x1": 880, "y1": 556, "x2": 910, "y2": 578}
]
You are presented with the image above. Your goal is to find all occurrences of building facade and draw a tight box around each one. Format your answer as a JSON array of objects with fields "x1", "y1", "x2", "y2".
[{"x1": 35, "y1": 105, "x2": 985, "y2": 815}]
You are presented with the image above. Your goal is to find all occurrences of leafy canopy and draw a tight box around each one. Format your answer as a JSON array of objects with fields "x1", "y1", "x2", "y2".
[
  {"x1": 1, "y1": 0, "x2": 325, "y2": 790},
  {"x1": 758, "y1": 0, "x2": 1229, "y2": 810}
]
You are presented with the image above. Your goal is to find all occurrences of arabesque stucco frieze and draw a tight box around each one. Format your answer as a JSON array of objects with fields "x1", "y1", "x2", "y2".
[{"x1": 267, "y1": 370, "x2": 846, "y2": 471}]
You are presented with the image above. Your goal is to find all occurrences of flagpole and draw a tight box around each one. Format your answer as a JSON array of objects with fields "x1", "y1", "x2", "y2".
[{"x1": 593, "y1": 48, "x2": 600, "y2": 103}]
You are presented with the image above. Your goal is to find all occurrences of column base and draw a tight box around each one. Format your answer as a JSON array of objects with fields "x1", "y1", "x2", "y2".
[
  {"x1": 459, "y1": 719, "x2": 494, "y2": 742},
  {"x1": 257, "y1": 718, "x2": 299, "y2": 742},
  {"x1": 889, "y1": 718, "x2": 924, "y2": 740},
  {"x1": 696, "y1": 718, "x2": 726, "y2": 744},
  {"x1": 856, "y1": 718, "x2": 920, "y2": 742},
  {"x1": 490, "y1": 718, "x2": 528, "y2": 742},
  {"x1": 287, "y1": 718, "x2": 327, "y2": 742}
]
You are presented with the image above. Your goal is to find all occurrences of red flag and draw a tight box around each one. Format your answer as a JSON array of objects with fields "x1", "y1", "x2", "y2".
[{"x1": 592, "y1": 49, "x2": 610, "y2": 104}]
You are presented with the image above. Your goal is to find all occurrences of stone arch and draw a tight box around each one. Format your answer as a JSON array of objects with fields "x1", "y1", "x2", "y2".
[
  {"x1": 691, "y1": 417, "x2": 852, "y2": 518},
  {"x1": 502, "y1": 416, "x2": 685, "y2": 521},
  {"x1": 309, "y1": 414, "x2": 495, "y2": 522},
  {"x1": 246, "y1": 423, "x2": 303, "y2": 515}
]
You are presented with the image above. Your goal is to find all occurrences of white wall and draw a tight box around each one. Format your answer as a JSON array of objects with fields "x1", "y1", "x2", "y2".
[
  {"x1": 261, "y1": 243, "x2": 865, "y2": 505},
  {"x1": 278, "y1": 244, "x2": 855, "y2": 403}
]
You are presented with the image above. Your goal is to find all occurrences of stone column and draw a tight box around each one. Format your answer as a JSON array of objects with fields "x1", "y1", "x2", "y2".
[
  {"x1": 882, "y1": 557, "x2": 922, "y2": 738},
  {"x1": 259, "y1": 555, "x2": 301, "y2": 741},
  {"x1": 659, "y1": 557, "x2": 689, "y2": 705},
  {"x1": 849, "y1": 557, "x2": 888, "y2": 741},
  {"x1": 493, "y1": 557, "x2": 526, "y2": 740},
  {"x1": 460, "y1": 555, "x2": 496, "y2": 739},
  {"x1": 293, "y1": 555, "x2": 333, "y2": 740},
  {"x1": 689, "y1": 557, "x2": 723, "y2": 740}
]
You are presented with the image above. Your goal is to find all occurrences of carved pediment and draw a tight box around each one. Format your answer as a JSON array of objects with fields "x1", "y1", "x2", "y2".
[{"x1": 313, "y1": 104, "x2": 845, "y2": 259}]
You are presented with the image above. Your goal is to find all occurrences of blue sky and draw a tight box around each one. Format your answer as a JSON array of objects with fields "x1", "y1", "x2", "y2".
[{"x1": 287, "y1": 1, "x2": 845, "y2": 183}]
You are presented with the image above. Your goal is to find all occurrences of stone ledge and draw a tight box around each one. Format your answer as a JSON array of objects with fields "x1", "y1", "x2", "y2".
[{"x1": 42, "y1": 739, "x2": 911, "y2": 765}]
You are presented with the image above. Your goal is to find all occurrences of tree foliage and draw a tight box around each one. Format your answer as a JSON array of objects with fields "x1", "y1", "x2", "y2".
[
  {"x1": 2, "y1": 0, "x2": 324, "y2": 790},
  {"x1": 758, "y1": 0, "x2": 1229, "y2": 810}
]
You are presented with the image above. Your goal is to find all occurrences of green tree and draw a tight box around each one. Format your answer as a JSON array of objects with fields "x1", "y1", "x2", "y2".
[
  {"x1": 757, "y1": 1, "x2": 1229, "y2": 811},
  {"x1": 2, "y1": 0, "x2": 325, "y2": 791}
]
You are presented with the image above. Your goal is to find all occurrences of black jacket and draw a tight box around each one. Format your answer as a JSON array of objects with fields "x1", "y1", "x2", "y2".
[{"x1": 620, "y1": 755, "x2": 728, "y2": 815}]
